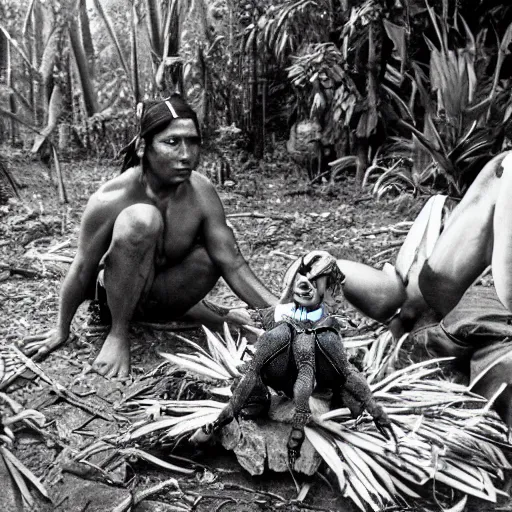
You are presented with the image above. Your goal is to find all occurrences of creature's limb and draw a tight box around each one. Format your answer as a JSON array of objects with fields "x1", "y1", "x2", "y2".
[
  {"x1": 316, "y1": 330, "x2": 395, "y2": 441},
  {"x1": 344, "y1": 371, "x2": 396, "y2": 442},
  {"x1": 210, "y1": 323, "x2": 292, "y2": 432},
  {"x1": 288, "y1": 332, "x2": 316, "y2": 463}
]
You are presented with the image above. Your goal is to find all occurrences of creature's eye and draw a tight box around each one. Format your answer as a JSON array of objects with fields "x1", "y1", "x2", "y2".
[
  {"x1": 164, "y1": 137, "x2": 179, "y2": 146},
  {"x1": 297, "y1": 262, "x2": 312, "y2": 277}
]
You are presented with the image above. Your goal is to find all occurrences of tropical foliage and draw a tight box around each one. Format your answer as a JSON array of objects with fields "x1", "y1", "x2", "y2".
[
  {"x1": 1, "y1": 0, "x2": 512, "y2": 194},
  {"x1": 110, "y1": 325, "x2": 512, "y2": 510},
  {"x1": 365, "y1": 4, "x2": 512, "y2": 197},
  {"x1": 0, "y1": 393, "x2": 50, "y2": 509}
]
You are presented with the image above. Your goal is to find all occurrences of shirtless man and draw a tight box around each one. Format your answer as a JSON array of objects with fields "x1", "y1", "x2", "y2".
[
  {"x1": 336, "y1": 150, "x2": 512, "y2": 424},
  {"x1": 22, "y1": 95, "x2": 278, "y2": 378},
  {"x1": 335, "y1": 150, "x2": 512, "y2": 333}
]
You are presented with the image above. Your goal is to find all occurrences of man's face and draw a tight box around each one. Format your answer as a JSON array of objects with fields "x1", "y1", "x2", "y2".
[
  {"x1": 145, "y1": 118, "x2": 201, "y2": 186},
  {"x1": 292, "y1": 273, "x2": 327, "y2": 309}
]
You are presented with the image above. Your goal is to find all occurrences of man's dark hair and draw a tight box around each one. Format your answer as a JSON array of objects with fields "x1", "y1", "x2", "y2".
[{"x1": 120, "y1": 94, "x2": 202, "y2": 172}]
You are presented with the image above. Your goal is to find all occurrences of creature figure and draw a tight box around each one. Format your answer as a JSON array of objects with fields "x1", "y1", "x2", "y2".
[{"x1": 197, "y1": 251, "x2": 394, "y2": 462}]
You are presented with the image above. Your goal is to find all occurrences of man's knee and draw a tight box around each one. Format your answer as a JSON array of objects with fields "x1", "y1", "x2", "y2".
[
  {"x1": 418, "y1": 260, "x2": 458, "y2": 318},
  {"x1": 494, "y1": 282, "x2": 512, "y2": 313},
  {"x1": 112, "y1": 204, "x2": 163, "y2": 248}
]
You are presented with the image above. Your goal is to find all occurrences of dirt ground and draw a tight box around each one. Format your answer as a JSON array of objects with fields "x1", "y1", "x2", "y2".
[{"x1": 0, "y1": 147, "x2": 487, "y2": 512}]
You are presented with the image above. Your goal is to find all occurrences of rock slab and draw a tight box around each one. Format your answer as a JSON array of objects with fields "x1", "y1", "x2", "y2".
[{"x1": 220, "y1": 394, "x2": 329, "y2": 475}]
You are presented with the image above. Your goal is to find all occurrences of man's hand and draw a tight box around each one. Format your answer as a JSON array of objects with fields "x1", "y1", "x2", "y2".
[{"x1": 19, "y1": 329, "x2": 69, "y2": 359}]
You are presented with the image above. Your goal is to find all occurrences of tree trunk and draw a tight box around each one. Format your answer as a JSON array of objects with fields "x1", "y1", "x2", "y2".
[
  {"x1": 130, "y1": 2, "x2": 141, "y2": 104},
  {"x1": 68, "y1": 22, "x2": 98, "y2": 116},
  {"x1": 0, "y1": 4, "x2": 5, "y2": 78},
  {"x1": 0, "y1": 5, "x2": 7, "y2": 140},
  {"x1": 356, "y1": 140, "x2": 368, "y2": 186},
  {"x1": 79, "y1": 0, "x2": 95, "y2": 79},
  {"x1": 146, "y1": 0, "x2": 162, "y2": 60},
  {"x1": 31, "y1": 0, "x2": 47, "y2": 126},
  {"x1": 6, "y1": 41, "x2": 17, "y2": 145},
  {"x1": 165, "y1": 4, "x2": 182, "y2": 93},
  {"x1": 251, "y1": 29, "x2": 263, "y2": 158}
]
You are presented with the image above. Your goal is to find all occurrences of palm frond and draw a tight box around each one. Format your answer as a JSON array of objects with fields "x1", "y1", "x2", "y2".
[
  {"x1": 1, "y1": 398, "x2": 50, "y2": 508},
  {"x1": 114, "y1": 324, "x2": 512, "y2": 509}
]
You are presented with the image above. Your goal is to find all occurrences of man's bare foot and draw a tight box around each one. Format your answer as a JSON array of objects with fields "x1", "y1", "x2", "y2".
[
  {"x1": 92, "y1": 333, "x2": 131, "y2": 378},
  {"x1": 225, "y1": 307, "x2": 257, "y2": 327}
]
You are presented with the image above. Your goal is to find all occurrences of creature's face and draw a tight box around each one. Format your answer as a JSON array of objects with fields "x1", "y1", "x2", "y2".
[
  {"x1": 292, "y1": 273, "x2": 327, "y2": 309},
  {"x1": 145, "y1": 119, "x2": 201, "y2": 186}
]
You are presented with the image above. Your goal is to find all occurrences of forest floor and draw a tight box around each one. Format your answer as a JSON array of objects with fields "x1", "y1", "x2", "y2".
[{"x1": 0, "y1": 145, "x2": 503, "y2": 512}]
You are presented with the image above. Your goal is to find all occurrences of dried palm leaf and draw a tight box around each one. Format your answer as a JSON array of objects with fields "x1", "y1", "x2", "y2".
[
  {"x1": 117, "y1": 325, "x2": 512, "y2": 509},
  {"x1": 0, "y1": 402, "x2": 50, "y2": 509}
]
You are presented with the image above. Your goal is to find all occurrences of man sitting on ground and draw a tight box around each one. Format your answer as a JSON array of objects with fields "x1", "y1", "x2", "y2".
[
  {"x1": 22, "y1": 95, "x2": 278, "y2": 378},
  {"x1": 336, "y1": 150, "x2": 512, "y2": 425}
]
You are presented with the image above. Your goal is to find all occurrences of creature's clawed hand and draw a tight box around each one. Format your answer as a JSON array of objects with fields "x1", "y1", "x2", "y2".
[
  {"x1": 374, "y1": 416, "x2": 398, "y2": 449},
  {"x1": 189, "y1": 406, "x2": 234, "y2": 445},
  {"x1": 287, "y1": 427, "x2": 305, "y2": 466},
  {"x1": 212, "y1": 405, "x2": 234, "y2": 432}
]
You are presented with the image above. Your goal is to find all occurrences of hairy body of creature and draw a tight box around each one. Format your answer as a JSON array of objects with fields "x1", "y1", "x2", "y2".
[{"x1": 195, "y1": 253, "x2": 393, "y2": 462}]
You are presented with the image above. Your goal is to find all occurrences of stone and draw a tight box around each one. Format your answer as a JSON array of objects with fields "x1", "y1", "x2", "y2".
[
  {"x1": 219, "y1": 416, "x2": 241, "y2": 450},
  {"x1": 220, "y1": 393, "x2": 330, "y2": 476},
  {"x1": 135, "y1": 500, "x2": 186, "y2": 512},
  {"x1": 232, "y1": 420, "x2": 266, "y2": 475}
]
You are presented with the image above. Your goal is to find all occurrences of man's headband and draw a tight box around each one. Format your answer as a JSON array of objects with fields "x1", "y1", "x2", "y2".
[
  {"x1": 165, "y1": 100, "x2": 178, "y2": 118},
  {"x1": 120, "y1": 94, "x2": 201, "y2": 172}
]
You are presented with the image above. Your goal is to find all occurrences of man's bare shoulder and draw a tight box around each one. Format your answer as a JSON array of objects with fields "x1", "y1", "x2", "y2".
[
  {"x1": 91, "y1": 167, "x2": 143, "y2": 205},
  {"x1": 189, "y1": 171, "x2": 221, "y2": 200},
  {"x1": 189, "y1": 170, "x2": 215, "y2": 190}
]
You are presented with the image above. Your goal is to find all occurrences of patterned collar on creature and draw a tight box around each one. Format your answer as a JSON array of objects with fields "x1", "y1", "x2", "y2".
[{"x1": 274, "y1": 303, "x2": 326, "y2": 323}]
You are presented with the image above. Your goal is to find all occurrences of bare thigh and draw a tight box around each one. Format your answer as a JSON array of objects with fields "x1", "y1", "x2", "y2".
[
  {"x1": 492, "y1": 153, "x2": 512, "y2": 310},
  {"x1": 419, "y1": 162, "x2": 499, "y2": 315},
  {"x1": 336, "y1": 260, "x2": 405, "y2": 323},
  {"x1": 140, "y1": 245, "x2": 221, "y2": 320}
]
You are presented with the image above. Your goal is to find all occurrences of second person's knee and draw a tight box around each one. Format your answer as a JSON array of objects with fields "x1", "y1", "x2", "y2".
[{"x1": 494, "y1": 281, "x2": 512, "y2": 313}]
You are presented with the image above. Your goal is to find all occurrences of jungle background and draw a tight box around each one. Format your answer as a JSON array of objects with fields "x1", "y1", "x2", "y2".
[{"x1": 1, "y1": 0, "x2": 512, "y2": 511}]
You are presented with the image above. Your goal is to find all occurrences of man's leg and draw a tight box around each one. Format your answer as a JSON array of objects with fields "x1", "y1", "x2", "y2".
[
  {"x1": 418, "y1": 154, "x2": 508, "y2": 318},
  {"x1": 142, "y1": 243, "x2": 258, "y2": 328},
  {"x1": 93, "y1": 204, "x2": 163, "y2": 378},
  {"x1": 492, "y1": 154, "x2": 512, "y2": 312},
  {"x1": 337, "y1": 259, "x2": 406, "y2": 324},
  {"x1": 143, "y1": 245, "x2": 222, "y2": 324}
]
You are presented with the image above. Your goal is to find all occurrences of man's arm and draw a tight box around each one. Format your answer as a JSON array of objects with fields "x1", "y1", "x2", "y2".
[
  {"x1": 57, "y1": 194, "x2": 117, "y2": 333},
  {"x1": 24, "y1": 193, "x2": 116, "y2": 355},
  {"x1": 199, "y1": 180, "x2": 278, "y2": 308}
]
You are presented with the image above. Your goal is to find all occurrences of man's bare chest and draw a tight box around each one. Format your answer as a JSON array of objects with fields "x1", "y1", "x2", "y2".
[{"x1": 160, "y1": 202, "x2": 203, "y2": 263}]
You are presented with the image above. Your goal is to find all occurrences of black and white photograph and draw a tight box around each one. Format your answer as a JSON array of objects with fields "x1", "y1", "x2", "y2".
[{"x1": 1, "y1": 0, "x2": 512, "y2": 510}]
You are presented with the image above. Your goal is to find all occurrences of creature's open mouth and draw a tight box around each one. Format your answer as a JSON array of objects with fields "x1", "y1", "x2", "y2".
[{"x1": 295, "y1": 289, "x2": 313, "y2": 299}]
